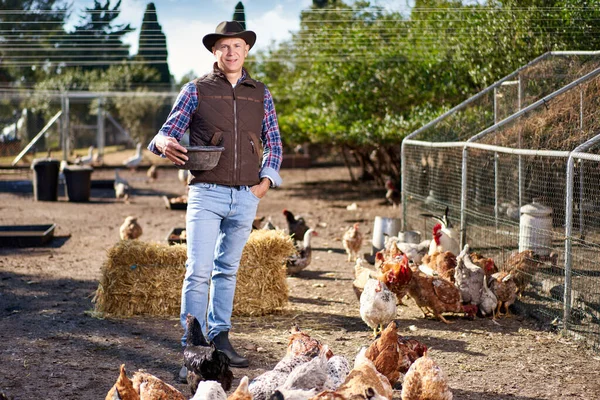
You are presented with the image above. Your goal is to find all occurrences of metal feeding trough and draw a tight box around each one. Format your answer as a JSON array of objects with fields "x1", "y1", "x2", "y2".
[
  {"x1": 0, "y1": 224, "x2": 56, "y2": 247},
  {"x1": 162, "y1": 195, "x2": 187, "y2": 211},
  {"x1": 166, "y1": 227, "x2": 186, "y2": 245}
]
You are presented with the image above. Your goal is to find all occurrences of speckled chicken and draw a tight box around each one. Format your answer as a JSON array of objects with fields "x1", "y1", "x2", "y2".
[
  {"x1": 365, "y1": 321, "x2": 401, "y2": 386},
  {"x1": 119, "y1": 216, "x2": 142, "y2": 240},
  {"x1": 343, "y1": 223, "x2": 363, "y2": 262},
  {"x1": 360, "y1": 279, "x2": 397, "y2": 337},
  {"x1": 489, "y1": 271, "x2": 518, "y2": 317},
  {"x1": 184, "y1": 314, "x2": 233, "y2": 394},
  {"x1": 454, "y1": 245, "x2": 484, "y2": 306},
  {"x1": 131, "y1": 371, "x2": 186, "y2": 400},
  {"x1": 401, "y1": 350, "x2": 452, "y2": 400},
  {"x1": 279, "y1": 345, "x2": 334, "y2": 393},
  {"x1": 249, "y1": 354, "x2": 312, "y2": 400},
  {"x1": 105, "y1": 364, "x2": 139, "y2": 400}
]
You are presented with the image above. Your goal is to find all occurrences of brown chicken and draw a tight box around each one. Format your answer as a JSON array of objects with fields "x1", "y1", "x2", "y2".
[
  {"x1": 105, "y1": 364, "x2": 139, "y2": 400},
  {"x1": 376, "y1": 254, "x2": 413, "y2": 304},
  {"x1": 364, "y1": 321, "x2": 401, "y2": 385},
  {"x1": 343, "y1": 223, "x2": 363, "y2": 262},
  {"x1": 421, "y1": 251, "x2": 456, "y2": 283},
  {"x1": 287, "y1": 324, "x2": 333, "y2": 359},
  {"x1": 469, "y1": 252, "x2": 498, "y2": 276},
  {"x1": 397, "y1": 337, "x2": 428, "y2": 375},
  {"x1": 227, "y1": 376, "x2": 252, "y2": 400},
  {"x1": 407, "y1": 266, "x2": 478, "y2": 324},
  {"x1": 119, "y1": 216, "x2": 142, "y2": 240},
  {"x1": 131, "y1": 371, "x2": 186, "y2": 400},
  {"x1": 312, "y1": 348, "x2": 393, "y2": 399},
  {"x1": 401, "y1": 350, "x2": 452, "y2": 400},
  {"x1": 489, "y1": 271, "x2": 518, "y2": 317},
  {"x1": 502, "y1": 250, "x2": 542, "y2": 296}
]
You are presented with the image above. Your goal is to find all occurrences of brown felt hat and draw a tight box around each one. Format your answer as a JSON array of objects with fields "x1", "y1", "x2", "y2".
[{"x1": 202, "y1": 21, "x2": 256, "y2": 52}]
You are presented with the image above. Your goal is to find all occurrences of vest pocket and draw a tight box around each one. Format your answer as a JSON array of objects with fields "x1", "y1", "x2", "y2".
[{"x1": 247, "y1": 131, "x2": 262, "y2": 163}]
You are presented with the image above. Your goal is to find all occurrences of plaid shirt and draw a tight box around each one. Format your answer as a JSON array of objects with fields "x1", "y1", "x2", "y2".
[{"x1": 148, "y1": 71, "x2": 283, "y2": 187}]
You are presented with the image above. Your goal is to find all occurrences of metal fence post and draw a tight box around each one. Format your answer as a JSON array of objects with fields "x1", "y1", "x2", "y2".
[
  {"x1": 564, "y1": 156, "x2": 575, "y2": 332},
  {"x1": 401, "y1": 140, "x2": 407, "y2": 231},
  {"x1": 460, "y1": 145, "x2": 468, "y2": 248},
  {"x1": 97, "y1": 97, "x2": 105, "y2": 157}
]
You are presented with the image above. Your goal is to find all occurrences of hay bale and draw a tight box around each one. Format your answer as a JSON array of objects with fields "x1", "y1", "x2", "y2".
[
  {"x1": 93, "y1": 240, "x2": 186, "y2": 317},
  {"x1": 234, "y1": 229, "x2": 296, "y2": 316},
  {"x1": 93, "y1": 230, "x2": 295, "y2": 318}
]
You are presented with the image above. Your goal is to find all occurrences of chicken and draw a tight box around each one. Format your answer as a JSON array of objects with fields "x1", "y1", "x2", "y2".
[
  {"x1": 252, "y1": 216, "x2": 266, "y2": 230},
  {"x1": 342, "y1": 223, "x2": 363, "y2": 262},
  {"x1": 279, "y1": 345, "x2": 334, "y2": 393},
  {"x1": 249, "y1": 355, "x2": 313, "y2": 400},
  {"x1": 131, "y1": 371, "x2": 186, "y2": 400},
  {"x1": 421, "y1": 251, "x2": 456, "y2": 283},
  {"x1": 146, "y1": 164, "x2": 157, "y2": 181},
  {"x1": 228, "y1": 376, "x2": 252, "y2": 400},
  {"x1": 394, "y1": 240, "x2": 431, "y2": 266},
  {"x1": 454, "y1": 244, "x2": 484, "y2": 306},
  {"x1": 407, "y1": 266, "x2": 478, "y2": 324},
  {"x1": 385, "y1": 179, "x2": 401, "y2": 208},
  {"x1": 401, "y1": 350, "x2": 452, "y2": 400},
  {"x1": 376, "y1": 254, "x2": 413, "y2": 305},
  {"x1": 353, "y1": 258, "x2": 376, "y2": 300},
  {"x1": 426, "y1": 207, "x2": 460, "y2": 256},
  {"x1": 105, "y1": 364, "x2": 139, "y2": 400},
  {"x1": 502, "y1": 250, "x2": 542, "y2": 296},
  {"x1": 286, "y1": 229, "x2": 318, "y2": 275},
  {"x1": 75, "y1": 145, "x2": 94, "y2": 165},
  {"x1": 191, "y1": 380, "x2": 226, "y2": 400},
  {"x1": 120, "y1": 216, "x2": 142, "y2": 240},
  {"x1": 489, "y1": 271, "x2": 518, "y2": 317},
  {"x1": 287, "y1": 324, "x2": 333, "y2": 359},
  {"x1": 283, "y1": 209, "x2": 309, "y2": 244},
  {"x1": 330, "y1": 348, "x2": 393, "y2": 400},
  {"x1": 360, "y1": 279, "x2": 398, "y2": 337},
  {"x1": 326, "y1": 355, "x2": 351, "y2": 390},
  {"x1": 478, "y1": 271, "x2": 497, "y2": 318},
  {"x1": 184, "y1": 314, "x2": 233, "y2": 394},
  {"x1": 397, "y1": 337, "x2": 428, "y2": 375},
  {"x1": 364, "y1": 321, "x2": 401, "y2": 386},
  {"x1": 114, "y1": 169, "x2": 130, "y2": 201},
  {"x1": 469, "y1": 252, "x2": 498, "y2": 277}
]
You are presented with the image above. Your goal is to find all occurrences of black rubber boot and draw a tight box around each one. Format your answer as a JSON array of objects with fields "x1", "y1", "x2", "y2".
[{"x1": 212, "y1": 331, "x2": 249, "y2": 368}]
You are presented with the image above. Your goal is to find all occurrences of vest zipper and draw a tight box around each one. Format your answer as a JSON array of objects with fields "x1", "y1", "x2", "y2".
[{"x1": 232, "y1": 86, "x2": 238, "y2": 183}]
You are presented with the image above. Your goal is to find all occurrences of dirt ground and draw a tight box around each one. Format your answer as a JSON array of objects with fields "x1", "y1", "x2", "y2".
[{"x1": 1, "y1": 164, "x2": 600, "y2": 400}]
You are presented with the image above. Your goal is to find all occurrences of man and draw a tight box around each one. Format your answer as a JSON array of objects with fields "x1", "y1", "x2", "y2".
[{"x1": 148, "y1": 21, "x2": 283, "y2": 379}]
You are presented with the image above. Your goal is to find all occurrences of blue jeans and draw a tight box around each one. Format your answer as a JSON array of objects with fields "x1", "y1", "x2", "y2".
[{"x1": 180, "y1": 183, "x2": 260, "y2": 347}]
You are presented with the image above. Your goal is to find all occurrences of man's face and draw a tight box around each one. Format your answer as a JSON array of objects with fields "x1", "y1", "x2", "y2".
[{"x1": 213, "y1": 37, "x2": 249, "y2": 75}]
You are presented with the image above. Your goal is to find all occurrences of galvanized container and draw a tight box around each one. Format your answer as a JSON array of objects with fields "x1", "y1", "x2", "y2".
[
  {"x1": 519, "y1": 199, "x2": 553, "y2": 256},
  {"x1": 372, "y1": 216, "x2": 402, "y2": 253}
]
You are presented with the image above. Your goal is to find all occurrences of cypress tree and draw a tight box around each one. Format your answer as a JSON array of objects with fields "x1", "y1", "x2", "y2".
[
  {"x1": 137, "y1": 2, "x2": 171, "y2": 84},
  {"x1": 232, "y1": 1, "x2": 246, "y2": 29}
]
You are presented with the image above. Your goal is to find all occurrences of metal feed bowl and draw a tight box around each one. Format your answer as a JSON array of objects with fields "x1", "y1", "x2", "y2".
[{"x1": 176, "y1": 146, "x2": 224, "y2": 171}]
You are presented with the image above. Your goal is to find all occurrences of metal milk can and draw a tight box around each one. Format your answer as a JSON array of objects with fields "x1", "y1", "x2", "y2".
[{"x1": 519, "y1": 199, "x2": 553, "y2": 256}]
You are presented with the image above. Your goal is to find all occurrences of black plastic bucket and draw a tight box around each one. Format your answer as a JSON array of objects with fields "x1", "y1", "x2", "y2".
[
  {"x1": 31, "y1": 158, "x2": 60, "y2": 201},
  {"x1": 63, "y1": 166, "x2": 93, "y2": 202}
]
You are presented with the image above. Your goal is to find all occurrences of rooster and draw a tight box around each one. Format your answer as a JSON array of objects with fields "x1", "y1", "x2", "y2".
[
  {"x1": 360, "y1": 279, "x2": 398, "y2": 337},
  {"x1": 283, "y1": 209, "x2": 309, "y2": 244},
  {"x1": 376, "y1": 254, "x2": 413, "y2": 305},
  {"x1": 184, "y1": 314, "x2": 233, "y2": 394},
  {"x1": 385, "y1": 178, "x2": 401, "y2": 208},
  {"x1": 342, "y1": 223, "x2": 363, "y2": 262},
  {"x1": 425, "y1": 207, "x2": 460, "y2": 256}
]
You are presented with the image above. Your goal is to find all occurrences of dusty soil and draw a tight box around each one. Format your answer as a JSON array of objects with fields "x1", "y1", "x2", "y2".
[{"x1": 1, "y1": 164, "x2": 600, "y2": 400}]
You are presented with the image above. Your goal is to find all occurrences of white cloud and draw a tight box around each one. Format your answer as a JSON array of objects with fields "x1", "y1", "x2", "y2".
[{"x1": 249, "y1": 5, "x2": 300, "y2": 51}]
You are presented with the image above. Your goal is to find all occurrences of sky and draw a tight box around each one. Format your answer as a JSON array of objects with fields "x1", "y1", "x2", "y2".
[{"x1": 68, "y1": 0, "x2": 316, "y2": 82}]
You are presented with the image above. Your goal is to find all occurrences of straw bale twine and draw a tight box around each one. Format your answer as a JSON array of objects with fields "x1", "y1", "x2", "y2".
[
  {"x1": 93, "y1": 230, "x2": 295, "y2": 318},
  {"x1": 234, "y1": 229, "x2": 296, "y2": 316}
]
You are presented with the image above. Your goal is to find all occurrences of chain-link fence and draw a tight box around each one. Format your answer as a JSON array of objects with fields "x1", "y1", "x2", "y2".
[
  {"x1": 0, "y1": 89, "x2": 177, "y2": 167},
  {"x1": 402, "y1": 51, "x2": 600, "y2": 349}
]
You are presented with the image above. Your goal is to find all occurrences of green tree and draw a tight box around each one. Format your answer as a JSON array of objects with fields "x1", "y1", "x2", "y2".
[
  {"x1": 136, "y1": 2, "x2": 171, "y2": 85},
  {"x1": 58, "y1": 0, "x2": 133, "y2": 72},
  {"x1": 232, "y1": 1, "x2": 246, "y2": 29}
]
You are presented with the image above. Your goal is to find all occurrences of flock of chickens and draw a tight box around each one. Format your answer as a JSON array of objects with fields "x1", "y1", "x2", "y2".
[{"x1": 106, "y1": 320, "x2": 440, "y2": 400}]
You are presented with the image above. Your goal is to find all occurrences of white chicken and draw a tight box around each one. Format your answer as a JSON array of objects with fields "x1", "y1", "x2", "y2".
[
  {"x1": 454, "y1": 244, "x2": 484, "y2": 306},
  {"x1": 394, "y1": 240, "x2": 431, "y2": 265},
  {"x1": 426, "y1": 207, "x2": 460, "y2": 256},
  {"x1": 114, "y1": 169, "x2": 130, "y2": 201},
  {"x1": 75, "y1": 146, "x2": 94, "y2": 166},
  {"x1": 191, "y1": 380, "x2": 226, "y2": 400},
  {"x1": 123, "y1": 142, "x2": 143, "y2": 170},
  {"x1": 479, "y1": 272, "x2": 498, "y2": 318},
  {"x1": 359, "y1": 278, "x2": 397, "y2": 337}
]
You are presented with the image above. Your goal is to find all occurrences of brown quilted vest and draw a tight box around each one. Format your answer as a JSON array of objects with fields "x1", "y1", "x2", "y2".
[{"x1": 188, "y1": 66, "x2": 264, "y2": 186}]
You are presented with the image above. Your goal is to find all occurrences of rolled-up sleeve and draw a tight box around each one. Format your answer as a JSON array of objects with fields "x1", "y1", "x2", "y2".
[
  {"x1": 260, "y1": 85, "x2": 283, "y2": 187},
  {"x1": 147, "y1": 82, "x2": 198, "y2": 156}
]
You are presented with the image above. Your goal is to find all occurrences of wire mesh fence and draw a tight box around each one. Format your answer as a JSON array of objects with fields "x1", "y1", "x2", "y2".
[
  {"x1": 402, "y1": 51, "x2": 600, "y2": 350},
  {"x1": 0, "y1": 89, "x2": 177, "y2": 167}
]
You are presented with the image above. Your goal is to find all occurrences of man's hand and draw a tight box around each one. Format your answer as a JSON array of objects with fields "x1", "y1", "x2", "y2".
[
  {"x1": 156, "y1": 135, "x2": 188, "y2": 166},
  {"x1": 250, "y1": 178, "x2": 270, "y2": 199}
]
